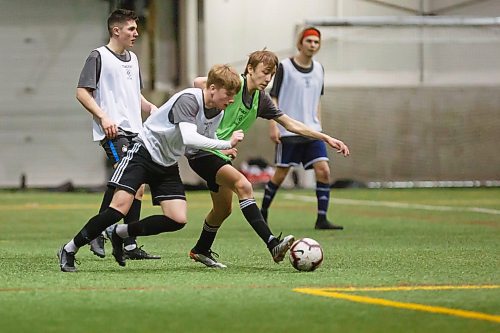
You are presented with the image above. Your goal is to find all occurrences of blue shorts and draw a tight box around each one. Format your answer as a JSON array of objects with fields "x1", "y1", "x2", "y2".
[{"x1": 274, "y1": 137, "x2": 329, "y2": 170}]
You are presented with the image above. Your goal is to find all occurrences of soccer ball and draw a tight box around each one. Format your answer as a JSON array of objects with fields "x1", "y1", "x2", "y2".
[{"x1": 289, "y1": 238, "x2": 323, "y2": 272}]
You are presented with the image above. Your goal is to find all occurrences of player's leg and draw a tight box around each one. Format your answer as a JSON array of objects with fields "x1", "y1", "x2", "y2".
[
  {"x1": 216, "y1": 165, "x2": 295, "y2": 263},
  {"x1": 88, "y1": 186, "x2": 115, "y2": 258},
  {"x1": 122, "y1": 184, "x2": 161, "y2": 260},
  {"x1": 189, "y1": 187, "x2": 233, "y2": 268},
  {"x1": 305, "y1": 141, "x2": 343, "y2": 230},
  {"x1": 261, "y1": 140, "x2": 300, "y2": 222},
  {"x1": 110, "y1": 160, "x2": 187, "y2": 266},
  {"x1": 90, "y1": 135, "x2": 134, "y2": 257},
  {"x1": 58, "y1": 189, "x2": 133, "y2": 272},
  {"x1": 261, "y1": 166, "x2": 289, "y2": 222},
  {"x1": 114, "y1": 199, "x2": 187, "y2": 242},
  {"x1": 188, "y1": 155, "x2": 232, "y2": 267}
]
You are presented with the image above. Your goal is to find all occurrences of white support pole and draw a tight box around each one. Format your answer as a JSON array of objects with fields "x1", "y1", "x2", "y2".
[{"x1": 185, "y1": 0, "x2": 198, "y2": 85}]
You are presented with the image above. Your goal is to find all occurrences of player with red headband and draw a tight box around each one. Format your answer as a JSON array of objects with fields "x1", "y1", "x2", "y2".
[{"x1": 261, "y1": 26, "x2": 349, "y2": 230}]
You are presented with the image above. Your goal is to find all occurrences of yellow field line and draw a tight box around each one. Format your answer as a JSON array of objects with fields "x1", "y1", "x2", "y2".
[
  {"x1": 321, "y1": 284, "x2": 500, "y2": 292},
  {"x1": 294, "y1": 286, "x2": 500, "y2": 324}
]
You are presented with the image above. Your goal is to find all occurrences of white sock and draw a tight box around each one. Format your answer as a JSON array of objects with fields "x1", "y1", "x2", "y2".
[
  {"x1": 267, "y1": 235, "x2": 276, "y2": 244},
  {"x1": 115, "y1": 224, "x2": 129, "y2": 238},
  {"x1": 124, "y1": 244, "x2": 137, "y2": 251},
  {"x1": 64, "y1": 239, "x2": 79, "y2": 254}
]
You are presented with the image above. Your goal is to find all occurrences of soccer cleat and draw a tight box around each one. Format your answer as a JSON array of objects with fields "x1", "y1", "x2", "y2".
[
  {"x1": 271, "y1": 234, "x2": 295, "y2": 263},
  {"x1": 315, "y1": 219, "x2": 344, "y2": 230},
  {"x1": 89, "y1": 234, "x2": 106, "y2": 258},
  {"x1": 57, "y1": 246, "x2": 77, "y2": 272},
  {"x1": 124, "y1": 246, "x2": 161, "y2": 260},
  {"x1": 105, "y1": 224, "x2": 115, "y2": 240},
  {"x1": 189, "y1": 248, "x2": 227, "y2": 268},
  {"x1": 110, "y1": 226, "x2": 126, "y2": 267}
]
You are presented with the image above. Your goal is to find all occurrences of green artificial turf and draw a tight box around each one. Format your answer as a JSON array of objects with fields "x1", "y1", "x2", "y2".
[{"x1": 0, "y1": 188, "x2": 498, "y2": 332}]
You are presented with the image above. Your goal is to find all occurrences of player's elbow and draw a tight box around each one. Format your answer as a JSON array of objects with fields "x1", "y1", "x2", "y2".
[{"x1": 181, "y1": 135, "x2": 193, "y2": 146}]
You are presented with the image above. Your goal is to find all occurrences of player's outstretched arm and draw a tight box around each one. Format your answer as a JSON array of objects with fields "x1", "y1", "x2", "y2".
[
  {"x1": 269, "y1": 96, "x2": 281, "y2": 144},
  {"x1": 178, "y1": 122, "x2": 242, "y2": 150},
  {"x1": 324, "y1": 136, "x2": 350, "y2": 156},
  {"x1": 274, "y1": 114, "x2": 350, "y2": 157}
]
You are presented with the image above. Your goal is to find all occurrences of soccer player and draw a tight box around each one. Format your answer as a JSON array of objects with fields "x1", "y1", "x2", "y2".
[
  {"x1": 188, "y1": 50, "x2": 349, "y2": 268},
  {"x1": 77, "y1": 9, "x2": 159, "y2": 259},
  {"x1": 58, "y1": 64, "x2": 244, "y2": 272},
  {"x1": 260, "y1": 26, "x2": 343, "y2": 230}
]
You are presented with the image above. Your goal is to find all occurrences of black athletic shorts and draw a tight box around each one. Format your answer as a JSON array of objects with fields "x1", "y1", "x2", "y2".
[
  {"x1": 108, "y1": 143, "x2": 186, "y2": 205},
  {"x1": 100, "y1": 131, "x2": 137, "y2": 164},
  {"x1": 188, "y1": 153, "x2": 231, "y2": 192}
]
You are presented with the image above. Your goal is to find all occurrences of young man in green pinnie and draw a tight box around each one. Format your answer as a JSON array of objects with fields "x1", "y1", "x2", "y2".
[{"x1": 187, "y1": 50, "x2": 350, "y2": 268}]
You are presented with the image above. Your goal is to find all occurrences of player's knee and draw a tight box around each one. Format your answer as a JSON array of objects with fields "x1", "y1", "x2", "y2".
[
  {"x1": 273, "y1": 168, "x2": 289, "y2": 184},
  {"x1": 315, "y1": 167, "x2": 330, "y2": 182},
  {"x1": 170, "y1": 220, "x2": 186, "y2": 230},
  {"x1": 233, "y1": 177, "x2": 253, "y2": 197},
  {"x1": 170, "y1": 215, "x2": 187, "y2": 225}
]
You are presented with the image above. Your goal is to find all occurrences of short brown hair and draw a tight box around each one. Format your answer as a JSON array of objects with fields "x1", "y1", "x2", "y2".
[
  {"x1": 244, "y1": 50, "x2": 279, "y2": 75},
  {"x1": 107, "y1": 9, "x2": 138, "y2": 37},
  {"x1": 296, "y1": 26, "x2": 321, "y2": 50},
  {"x1": 206, "y1": 64, "x2": 241, "y2": 96}
]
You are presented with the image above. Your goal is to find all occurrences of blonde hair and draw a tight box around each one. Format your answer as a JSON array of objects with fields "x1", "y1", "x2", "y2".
[
  {"x1": 244, "y1": 50, "x2": 279, "y2": 75},
  {"x1": 296, "y1": 26, "x2": 321, "y2": 51},
  {"x1": 206, "y1": 64, "x2": 241, "y2": 95}
]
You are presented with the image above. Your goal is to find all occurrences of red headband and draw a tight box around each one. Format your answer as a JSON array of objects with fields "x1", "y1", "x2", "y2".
[{"x1": 302, "y1": 28, "x2": 320, "y2": 41}]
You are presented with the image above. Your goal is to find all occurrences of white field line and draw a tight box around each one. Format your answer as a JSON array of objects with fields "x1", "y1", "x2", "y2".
[{"x1": 283, "y1": 194, "x2": 500, "y2": 216}]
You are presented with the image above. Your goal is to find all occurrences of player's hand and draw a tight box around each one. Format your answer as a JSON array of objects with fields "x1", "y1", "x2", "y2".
[
  {"x1": 269, "y1": 126, "x2": 281, "y2": 144},
  {"x1": 229, "y1": 130, "x2": 244, "y2": 147},
  {"x1": 221, "y1": 148, "x2": 238, "y2": 159},
  {"x1": 101, "y1": 116, "x2": 118, "y2": 139},
  {"x1": 327, "y1": 137, "x2": 350, "y2": 157}
]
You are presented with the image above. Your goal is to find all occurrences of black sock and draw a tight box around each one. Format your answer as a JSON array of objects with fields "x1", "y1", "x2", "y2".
[
  {"x1": 127, "y1": 215, "x2": 185, "y2": 237},
  {"x1": 316, "y1": 181, "x2": 330, "y2": 222},
  {"x1": 261, "y1": 181, "x2": 279, "y2": 220},
  {"x1": 99, "y1": 187, "x2": 115, "y2": 213},
  {"x1": 239, "y1": 199, "x2": 275, "y2": 249},
  {"x1": 74, "y1": 207, "x2": 124, "y2": 247},
  {"x1": 193, "y1": 221, "x2": 220, "y2": 253},
  {"x1": 123, "y1": 199, "x2": 141, "y2": 246}
]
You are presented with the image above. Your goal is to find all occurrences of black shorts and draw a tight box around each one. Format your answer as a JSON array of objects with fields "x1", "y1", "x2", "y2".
[
  {"x1": 188, "y1": 154, "x2": 231, "y2": 192},
  {"x1": 100, "y1": 133, "x2": 137, "y2": 164},
  {"x1": 108, "y1": 143, "x2": 186, "y2": 205}
]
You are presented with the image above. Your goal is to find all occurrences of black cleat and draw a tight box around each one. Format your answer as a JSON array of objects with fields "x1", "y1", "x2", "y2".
[
  {"x1": 110, "y1": 226, "x2": 126, "y2": 267},
  {"x1": 89, "y1": 234, "x2": 106, "y2": 258},
  {"x1": 124, "y1": 246, "x2": 161, "y2": 260},
  {"x1": 315, "y1": 219, "x2": 344, "y2": 230},
  {"x1": 57, "y1": 246, "x2": 77, "y2": 272}
]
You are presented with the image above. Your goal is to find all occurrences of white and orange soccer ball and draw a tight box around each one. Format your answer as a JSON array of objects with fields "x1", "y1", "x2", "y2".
[{"x1": 289, "y1": 238, "x2": 323, "y2": 272}]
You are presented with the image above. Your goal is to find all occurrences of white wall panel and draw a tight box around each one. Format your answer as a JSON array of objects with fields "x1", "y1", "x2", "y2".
[{"x1": 0, "y1": 0, "x2": 109, "y2": 187}]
